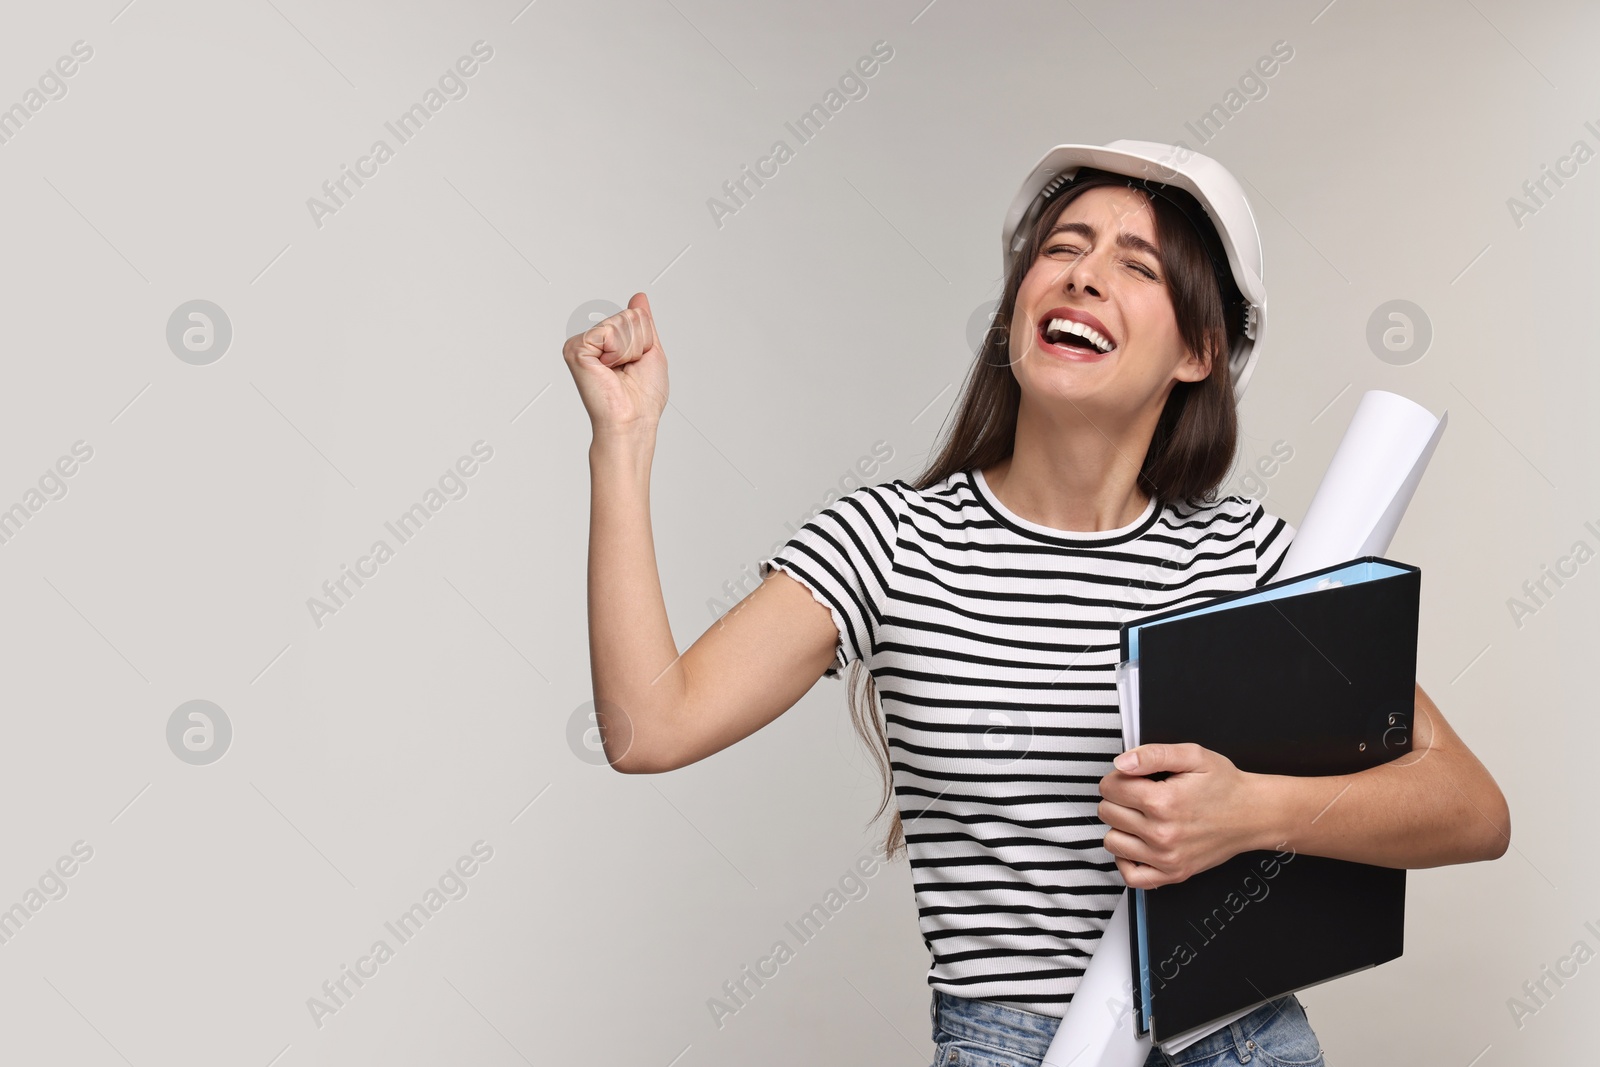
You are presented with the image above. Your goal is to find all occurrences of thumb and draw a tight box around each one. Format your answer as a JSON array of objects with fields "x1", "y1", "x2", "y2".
[
  {"x1": 628, "y1": 291, "x2": 659, "y2": 351},
  {"x1": 1114, "y1": 742, "x2": 1202, "y2": 775}
]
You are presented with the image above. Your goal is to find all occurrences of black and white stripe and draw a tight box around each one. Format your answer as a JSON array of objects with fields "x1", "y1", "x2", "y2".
[{"x1": 759, "y1": 468, "x2": 1296, "y2": 1017}]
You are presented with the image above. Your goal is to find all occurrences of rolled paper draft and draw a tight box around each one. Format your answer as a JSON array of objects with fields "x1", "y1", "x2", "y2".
[
  {"x1": 1040, "y1": 388, "x2": 1448, "y2": 1066},
  {"x1": 1277, "y1": 389, "x2": 1447, "y2": 580},
  {"x1": 1039, "y1": 892, "x2": 1152, "y2": 1067}
]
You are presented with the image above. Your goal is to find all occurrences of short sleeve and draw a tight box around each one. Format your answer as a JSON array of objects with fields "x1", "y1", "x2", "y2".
[
  {"x1": 1251, "y1": 502, "x2": 1297, "y2": 587},
  {"x1": 758, "y1": 482, "x2": 903, "y2": 679}
]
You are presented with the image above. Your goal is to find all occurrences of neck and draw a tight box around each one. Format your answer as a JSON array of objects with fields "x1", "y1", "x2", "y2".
[{"x1": 985, "y1": 396, "x2": 1162, "y2": 532}]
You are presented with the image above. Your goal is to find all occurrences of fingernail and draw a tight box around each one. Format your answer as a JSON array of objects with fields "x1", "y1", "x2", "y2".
[{"x1": 1115, "y1": 751, "x2": 1137, "y2": 771}]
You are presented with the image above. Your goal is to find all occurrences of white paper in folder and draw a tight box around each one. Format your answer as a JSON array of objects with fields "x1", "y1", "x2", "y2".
[{"x1": 1041, "y1": 389, "x2": 1447, "y2": 1067}]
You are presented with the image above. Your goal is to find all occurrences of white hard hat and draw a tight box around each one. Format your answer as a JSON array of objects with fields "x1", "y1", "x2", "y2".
[{"x1": 1000, "y1": 139, "x2": 1267, "y2": 401}]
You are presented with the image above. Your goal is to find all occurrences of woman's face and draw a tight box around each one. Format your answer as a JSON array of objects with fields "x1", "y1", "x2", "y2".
[{"x1": 1008, "y1": 183, "x2": 1210, "y2": 422}]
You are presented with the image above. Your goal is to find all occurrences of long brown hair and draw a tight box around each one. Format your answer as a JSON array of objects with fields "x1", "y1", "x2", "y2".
[{"x1": 851, "y1": 171, "x2": 1243, "y2": 860}]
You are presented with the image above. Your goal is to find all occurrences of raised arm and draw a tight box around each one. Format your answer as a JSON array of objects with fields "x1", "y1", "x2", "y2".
[{"x1": 568, "y1": 293, "x2": 841, "y2": 774}]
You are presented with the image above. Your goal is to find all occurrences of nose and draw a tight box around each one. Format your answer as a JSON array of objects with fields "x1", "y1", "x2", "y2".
[{"x1": 1055, "y1": 246, "x2": 1105, "y2": 298}]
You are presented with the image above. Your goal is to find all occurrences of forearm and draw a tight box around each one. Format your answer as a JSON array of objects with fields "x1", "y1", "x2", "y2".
[
  {"x1": 587, "y1": 429, "x2": 685, "y2": 770},
  {"x1": 1244, "y1": 746, "x2": 1510, "y2": 869}
]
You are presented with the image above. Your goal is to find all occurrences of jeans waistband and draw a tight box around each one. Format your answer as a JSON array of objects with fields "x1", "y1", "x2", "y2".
[
  {"x1": 931, "y1": 987, "x2": 1303, "y2": 1066},
  {"x1": 930, "y1": 989, "x2": 1061, "y2": 1062}
]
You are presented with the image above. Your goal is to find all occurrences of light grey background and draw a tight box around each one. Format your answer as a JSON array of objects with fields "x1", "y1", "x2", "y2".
[{"x1": 0, "y1": 0, "x2": 1591, "y2": 1063}]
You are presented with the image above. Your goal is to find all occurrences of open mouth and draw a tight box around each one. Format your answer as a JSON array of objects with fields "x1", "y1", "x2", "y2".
[{"x1": 1036, "y1": 309, "x2": 1117, "y2": 358}]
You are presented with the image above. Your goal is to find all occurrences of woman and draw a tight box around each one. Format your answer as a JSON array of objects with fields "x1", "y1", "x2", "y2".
[{"x1": 565, "y1": 140, "x2": 1510, "y2": 1067}]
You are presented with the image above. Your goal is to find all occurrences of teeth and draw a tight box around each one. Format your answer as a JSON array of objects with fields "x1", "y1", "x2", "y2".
[{"x1": 1044, "y1": 317, "x2": 1113, "y2": 353}]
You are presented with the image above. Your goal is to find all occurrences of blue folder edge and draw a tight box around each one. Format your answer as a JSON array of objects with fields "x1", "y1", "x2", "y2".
[{"x1": 1125, "y1": 557, "x2": 1411, "y2": 1033}]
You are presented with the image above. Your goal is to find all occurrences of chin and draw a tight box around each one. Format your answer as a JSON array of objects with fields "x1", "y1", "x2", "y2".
[
  {"x1": 1025, "y1": 375, "x2": 1113, "y2": 407},
  {"x1": 1022, "y1": 365, "x2": 1143, "y2": 409}
]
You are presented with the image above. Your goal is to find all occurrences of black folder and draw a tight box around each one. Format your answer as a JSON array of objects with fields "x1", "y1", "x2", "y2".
[{"x1": 1118, "y1": 555, "x2": 1419, "y2": 1047}]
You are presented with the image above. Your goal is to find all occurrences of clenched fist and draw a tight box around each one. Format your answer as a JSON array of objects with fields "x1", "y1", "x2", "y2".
[{"x1": 563, "y1": 291, "x2": 669, "y2": 441}]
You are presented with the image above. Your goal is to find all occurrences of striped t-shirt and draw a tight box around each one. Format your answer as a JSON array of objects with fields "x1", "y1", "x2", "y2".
[{"x1": 758, "y1": 467, "x2": 1295, "y2": 1016}]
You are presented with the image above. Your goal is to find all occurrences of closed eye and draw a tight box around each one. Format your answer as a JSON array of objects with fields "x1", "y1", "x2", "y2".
[{"x1": 1045, "y1": 244, "x2": 1158, "y2": 280}]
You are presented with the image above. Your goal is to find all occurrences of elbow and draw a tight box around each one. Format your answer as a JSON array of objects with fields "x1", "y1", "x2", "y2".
[
  {"x1": 1473, "y1": 783, "x2": 1512, "y2": 862},
  {"x1": 608, "y1": 748, "x2": 672, "y2": 774},
  {"x1": 1485, "y1": 791, "x2": 1512, "y2": 861},
  {"x1": 593, "y1": 697, "x2": 678, "y2": 774},
  {"x1": 608, "y1": 730, "x2": 691, "y2": 773},
  {"x1": 603, "y1": 732, "x2": 664, "y2": 774}
]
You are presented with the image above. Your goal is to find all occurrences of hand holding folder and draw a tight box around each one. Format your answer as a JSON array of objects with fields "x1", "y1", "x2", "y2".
[{"x1": 1117, "y1": 555, "x2": 1420, "y2": 1047}]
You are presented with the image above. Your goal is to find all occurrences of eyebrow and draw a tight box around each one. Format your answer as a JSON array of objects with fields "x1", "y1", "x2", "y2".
[{"x1": 1045, "y1": 221, "x2": 1161, "y2": 261}]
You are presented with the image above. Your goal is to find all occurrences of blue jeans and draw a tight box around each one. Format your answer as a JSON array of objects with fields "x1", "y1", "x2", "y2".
[{"x1": 928, "y1": 988, "x2": 1326, "y2": 1066}]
